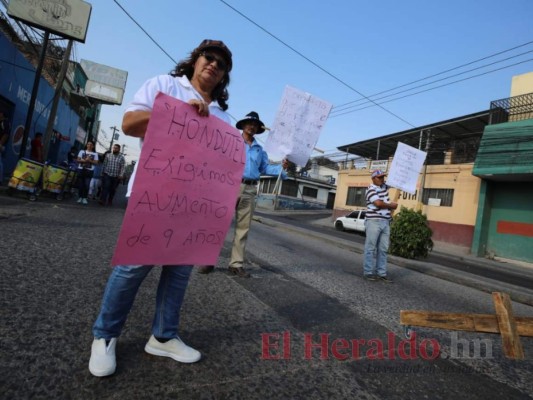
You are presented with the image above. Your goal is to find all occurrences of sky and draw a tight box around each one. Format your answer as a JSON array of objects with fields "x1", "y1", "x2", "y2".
[{"x1": 70, "y1": 0, "x2": 532, "y2": 163}]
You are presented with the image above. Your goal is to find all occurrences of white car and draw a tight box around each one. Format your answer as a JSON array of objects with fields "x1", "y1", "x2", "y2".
[{"x1": 334, "y1": 210, "x2": 366, "y2": 234}]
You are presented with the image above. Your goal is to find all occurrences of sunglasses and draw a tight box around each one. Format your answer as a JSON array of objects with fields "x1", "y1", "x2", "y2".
[{"x1": 200, "y1": 52, "x2": 228, "y2": 71}]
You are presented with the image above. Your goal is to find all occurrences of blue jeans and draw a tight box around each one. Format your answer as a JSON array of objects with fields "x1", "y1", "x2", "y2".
[
  {"x1": 93, "y1": 265, "x2": 193, "y2": 340},
  {"x1": 363, "y1": 219, "x2": 391, "y2": 277},
  {"x1": 77, "y1": 169, "x2": 92, "y2": 198},
  {"x1": 100, "y1": 174, "x2": 120, "y2": 203}
]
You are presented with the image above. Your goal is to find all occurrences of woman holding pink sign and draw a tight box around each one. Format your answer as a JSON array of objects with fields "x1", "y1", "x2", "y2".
[{"x1": 89, "y1": 39, "x2": 233, "y2": 377}]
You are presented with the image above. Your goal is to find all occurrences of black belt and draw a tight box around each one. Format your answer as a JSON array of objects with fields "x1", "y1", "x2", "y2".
[{"x1": 241, "y1": 179, "x2": 257, "y2": 185}]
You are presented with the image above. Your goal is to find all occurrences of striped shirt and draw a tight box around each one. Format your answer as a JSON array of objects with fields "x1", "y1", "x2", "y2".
[{"x1": 365, "y1": 183, "x2": 392, "y2": 220}]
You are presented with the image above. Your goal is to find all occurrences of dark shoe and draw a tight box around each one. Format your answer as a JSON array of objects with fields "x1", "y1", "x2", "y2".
[
  {"x1": 228, "y1": 266, "x2": 250, "y2": 278},
  {"x1": 363, "y1": 274, "x2": 377, "y2": 281},
  {"x1": 197, "y1": 265, "x2": 214, "y2": 274},
  {"x1": 378, "y1": 275, "x2": 393, "y2": 283}
]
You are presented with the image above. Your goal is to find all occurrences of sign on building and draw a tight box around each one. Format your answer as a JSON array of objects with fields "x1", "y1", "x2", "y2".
[
  {"x1": 370, "y1": 160, "x2": 388, "y2": 171},
  {"x1": 80, "y1": 60, "x2": 128, "y2": 105},
  {"x1": 7, "y1": 0, "x2": 92, "y2": 43}
]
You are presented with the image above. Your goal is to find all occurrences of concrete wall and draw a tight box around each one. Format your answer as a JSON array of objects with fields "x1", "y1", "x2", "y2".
[
  {"x1": 510, "y1": 72, "x2": 533, "y2": 121},
  {"x1": 511, "y1": 71, "x2": 533, "y2": 96}
]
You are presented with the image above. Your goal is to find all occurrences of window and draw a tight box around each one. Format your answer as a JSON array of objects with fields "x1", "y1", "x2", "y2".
[
  {"x1": 302, "y1": 186, "x2": 318, "y2": 198},
  {"x1": 346, "y1": 187, "x2": 366, "y2": 206},
  {"x1": 422, "y1": 188, "x2": 454, "y2": 207},
  {"x1": 280, "y1": 180, "x2": 298, "y2": 197},
  {"x1": 261, "y1": 179, "x2": 276, "y2": 194}
]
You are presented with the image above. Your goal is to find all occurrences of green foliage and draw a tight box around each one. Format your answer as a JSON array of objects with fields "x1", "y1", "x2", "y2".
[{"x1": 390, "y1": 206, "x2": 433, "y2": 259}]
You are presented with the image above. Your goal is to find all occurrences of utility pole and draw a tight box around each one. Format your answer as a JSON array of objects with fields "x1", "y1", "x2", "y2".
[
  {"x1": 109, "y1": 126, "x2": 119, "y2": 151},
  {"x1": 416, "y1": 129, "x2": 432, "y2": 211},
  {"x1": 19, "y1": 31, "x2": 50, "y2": 159},
  {"x1": 43, "y1": 39, "x2": 73, "y2": 162}
]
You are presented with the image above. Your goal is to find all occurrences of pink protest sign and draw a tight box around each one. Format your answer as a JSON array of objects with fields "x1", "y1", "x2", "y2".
[{"x1": 111, "y1": 93, "x2": 245, "y2": 266}]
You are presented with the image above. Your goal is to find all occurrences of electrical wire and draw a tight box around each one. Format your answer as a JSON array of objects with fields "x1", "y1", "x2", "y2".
[
  {"x1": 331, "y1": 50, "x2": 533, "y2": 115},
  {"x1": 331, "y1": 58, "x2": 533, "y2": 118},
  {"x1": 218, "y1": 0, "x2": 416, "y2": 128},
  {"x1": 112, "y1": 0, "x2": 177, "y2": 65},
  {"x1": 109, "y1": 1, "x2": 531, "y2": 130},
  {"x1": 333, "y1": 40, "x2": 533, "y2": 110}
]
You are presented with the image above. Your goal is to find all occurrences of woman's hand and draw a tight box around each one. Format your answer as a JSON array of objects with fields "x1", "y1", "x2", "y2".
[{"x1": 188, "y1": 99, "x2": 210, "y2": 117}]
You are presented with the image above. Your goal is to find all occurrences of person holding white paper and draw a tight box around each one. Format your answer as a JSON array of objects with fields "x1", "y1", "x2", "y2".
[
  {"x1": 363, "y1": 169, "x2": 398, "y2": 283},
  {"x1": 198, "y1": 111, "x2": 288, "y2": 277},
  {"x1": 89, "y1": 39, "x2": 233, "y2": 377}
]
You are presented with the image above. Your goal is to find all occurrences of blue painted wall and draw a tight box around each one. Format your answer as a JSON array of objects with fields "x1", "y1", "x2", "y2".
[{"x1": 0, "y1": 31, "x2": 80, "y2": 179}]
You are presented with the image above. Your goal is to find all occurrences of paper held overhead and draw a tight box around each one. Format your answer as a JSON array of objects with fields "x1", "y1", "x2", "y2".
[
  {"x1": 264, "y1": 85, "x2": 332, "y2": 166},
  {"x1": 386, "y1": 142, "x2": 427, "y2": 195}
]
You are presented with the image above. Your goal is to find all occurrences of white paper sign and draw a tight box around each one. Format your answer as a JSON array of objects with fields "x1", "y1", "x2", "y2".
[
  {"x1": 386, "y1": 142, "x2": 427, "y2": 194},
  {"x1": 265, "y1": 86, "x2": 332, "y2": 166}
]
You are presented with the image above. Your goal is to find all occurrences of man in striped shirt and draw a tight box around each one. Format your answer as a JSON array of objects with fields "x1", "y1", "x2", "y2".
[{"x1": 363, "y1": 170, "x2": 398, "y2": 283}]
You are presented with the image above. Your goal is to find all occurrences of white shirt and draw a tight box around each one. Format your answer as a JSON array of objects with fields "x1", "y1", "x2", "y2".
[
  {"x1": 76, "y1": 150, "x2": 98, "y2": 171},
  {"x1": 125, "y1": 75, "x2": 231, "y2": 196}
]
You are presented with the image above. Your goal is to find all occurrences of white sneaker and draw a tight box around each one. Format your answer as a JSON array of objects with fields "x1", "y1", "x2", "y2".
[
  {"x1": 144, "y1": 335, "x2": 201, "y2": 363},
  {"x1": 82, "y1": 198, "x2": 88, "y2": 205},
  {"x1": 89, "y1": 338, "x2": 117, "y2": 377},
  {"x1": 77, "y1": 198, "x2": 83, "y2": 203}
]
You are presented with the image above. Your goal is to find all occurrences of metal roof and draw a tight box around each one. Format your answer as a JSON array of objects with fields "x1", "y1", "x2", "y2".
[{"x1": 337, "y1": 110, "x2": 491, "y2": 165}]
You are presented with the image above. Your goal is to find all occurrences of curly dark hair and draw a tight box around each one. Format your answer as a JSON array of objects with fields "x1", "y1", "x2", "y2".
[{"x1": 170, "y1": 48, "x2": 230, "y2": 111}]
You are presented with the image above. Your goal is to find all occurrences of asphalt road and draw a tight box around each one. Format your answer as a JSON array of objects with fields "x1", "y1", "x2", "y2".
[
  {"x1": 1, "y1": 194, "x2": 532, "y2": 399},
  {"x1": 256, "y1": 210, "x2": 533, "y2": 290}
]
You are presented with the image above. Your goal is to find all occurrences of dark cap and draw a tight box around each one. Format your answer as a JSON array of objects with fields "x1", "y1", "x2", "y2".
[
  {"x1": 195, "y1": 39, "x2": 232, "y2": 71},
  {"x1": 236, "y1": 111, "x2": 266, "y2": 134}
]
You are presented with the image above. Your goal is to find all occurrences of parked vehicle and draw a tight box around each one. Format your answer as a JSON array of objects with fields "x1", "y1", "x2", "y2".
[{"x1": 334, "y1": 210, "x2": 366, "y2": 234}]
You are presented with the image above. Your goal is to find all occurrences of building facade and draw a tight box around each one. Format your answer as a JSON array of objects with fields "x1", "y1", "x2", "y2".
[{"x1": 335, "y1": 72, "x2": 533, "y2": 263}]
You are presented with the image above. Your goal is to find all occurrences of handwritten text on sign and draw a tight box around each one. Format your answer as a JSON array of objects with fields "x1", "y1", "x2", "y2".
[
  {"x1": 112, "y1": 93, "x2": 245, "y2": 266},
  {"x1": 386, "y1": 142, "x2": 427, "y2": 195},
  {"x1": 265, "y1": 85, "x2": 332, "y2": 166}
]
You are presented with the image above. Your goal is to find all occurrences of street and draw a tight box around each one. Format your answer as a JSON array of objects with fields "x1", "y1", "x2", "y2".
[{"x1": 1, "y1": 194, "x2": 532, "y2": 399}]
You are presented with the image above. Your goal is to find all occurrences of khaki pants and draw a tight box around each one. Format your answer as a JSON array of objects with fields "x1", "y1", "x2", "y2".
[{"x1": 229, "y1": 183, "x2": 257, "y2": 268}]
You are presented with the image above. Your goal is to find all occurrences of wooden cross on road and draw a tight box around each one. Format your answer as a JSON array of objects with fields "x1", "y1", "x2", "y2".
[{"x1": 400, "y1": 292, "x2": 533, "y2": 359}]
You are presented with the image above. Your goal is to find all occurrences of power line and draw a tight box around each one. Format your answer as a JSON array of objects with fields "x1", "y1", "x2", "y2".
[
  {"x1": 112, "y1": 0, "x2": 178, "y2": 65},
  {"x1": 218, "y1": 0, "x2": 416, "y2": 128},
  {"x1": 331, "y1": 51, "x2": 533, "y2": 115},
  {"x1": 110, "y1": 1, "x2": 531, "y2": 130},
  {"x1": 331, "y1": 50, "x2": 533, "y2": 115},
  {"x1": 333, "y1": 40, "x2": 533, "y2": 111},
  {"x1": 331, "y1": 58, "x2": 533, "y2": 118}
]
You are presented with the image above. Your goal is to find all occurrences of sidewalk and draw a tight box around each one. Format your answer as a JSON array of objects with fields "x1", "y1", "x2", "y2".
[{"x1": 253, "y1": 209, "x2": 533, "y2": 306}]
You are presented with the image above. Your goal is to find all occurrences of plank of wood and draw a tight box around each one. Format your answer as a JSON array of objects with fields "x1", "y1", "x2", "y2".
[
  {"x1": 400, "y1": 310, "x2": 533, "y2": 337},
  {"x1": 492, "y1": 292, "x2": 525, "y2": 359}
]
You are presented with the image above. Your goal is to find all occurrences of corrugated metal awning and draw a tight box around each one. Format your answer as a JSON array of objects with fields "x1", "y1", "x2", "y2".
[
  {"x1": 337, "y1": 110, "x2": 490, "y2": 165},
  {"x1": 473, "y1": 119, "x2": 533, "y2": 181}
]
